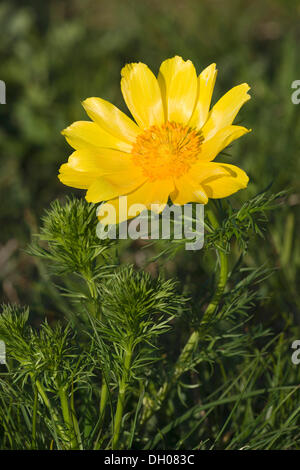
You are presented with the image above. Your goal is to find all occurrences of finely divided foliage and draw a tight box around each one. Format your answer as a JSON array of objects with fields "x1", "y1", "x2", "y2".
[{"x1": 1, "y1": 192, "x2": 300, "y2": 449}]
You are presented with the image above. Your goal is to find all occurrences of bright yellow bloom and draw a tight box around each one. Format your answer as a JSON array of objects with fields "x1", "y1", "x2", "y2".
[{"x1": 59, "y1": 56, "x2": 251, "y2": 224}]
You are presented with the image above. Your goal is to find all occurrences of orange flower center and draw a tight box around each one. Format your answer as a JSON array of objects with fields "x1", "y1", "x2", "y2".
[{"x1": 131, "y1": 121, "x2": 203, "y2": 181}]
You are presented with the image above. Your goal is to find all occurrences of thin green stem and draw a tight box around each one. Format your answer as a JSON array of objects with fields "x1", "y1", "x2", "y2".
[
  {"x1": 58, "y1": 387, "x2": 71, "y2": 427},
  {"x1": 31, "y1": 383, "x2": 38, "y2": 449},
  {"x1": 85, "y1": 274, "x2": 99, "y2": 318},
  {"x1": 70, "y1": 380, "x2": 83, "y2": 450},
  {"x1": 34, "y1": 378, "x2": 67, "y2": 446},
  {"x1": 100, "y1": 380, "x2": 109, "y2": 419},
  {"x1": 58, "y1": 386, "x2": 78, "y2": 449},
  {"x1": 142, "y1": 204, "x2": 229, "y2": 423},
  {"x1": 175, "y1": 207, "x2": 228, "y2": 371},
  {"x1": 112, "y1": 345, "x2": 132, "y2": 449},
  {"x1": 86, "y1": 276, "x2": 98, "y2": 300},
  {"x1": 83, "y1": 272, "x2": 109, "y2": 431},
  {"x1": 201, "y1": 206, "x2": 228, "y2": 324}
]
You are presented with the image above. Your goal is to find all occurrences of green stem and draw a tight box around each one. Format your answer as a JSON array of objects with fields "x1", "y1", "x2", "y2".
[
  {"x1": 86, "y1": 276, "x2": 98, "y2": 300},
  {"x1": 85, "y1": 274, "x2": 99, "y2": 318},
  {"x1": 31, "y1": 383, "x2": 38, "y2": 449},
  {"x1": 100, "y1": 380, "x2": 108, "y2": 419},
  {"x1": 201, "y1": 206, "x2": 228, "y2": 324},
  {"x1": 177, "y1": 207, "x2": 228, "y2": 359},
  {"x1": 142, "y1": 204, "x2": 229, "y2": 423},
  {"x1": 83, "y1": 272, "x2": 110, "y2": 432},
  {"x1": 112, "y1": 345, "x2": 132, "y2": 449},
  {"x1": 58, "y1": 386, "x2": 78, "y2": 449},
  {"x1": 34, "y1": 378, "x2": 67, "y2": 446},
  {"x1": 33, "y1": 377, "x2": 77, "y2": 449},
  {"x1": 70, "y1": 380, "x2": 83, "y2": 449}
]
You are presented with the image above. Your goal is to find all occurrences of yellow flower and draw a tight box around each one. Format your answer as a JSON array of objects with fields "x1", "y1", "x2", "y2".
[{"x1": 58, "y1": 56, "x2": 251, "y2": 224}]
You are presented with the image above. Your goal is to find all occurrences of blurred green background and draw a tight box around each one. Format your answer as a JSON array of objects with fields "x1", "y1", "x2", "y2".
[{"x1": 0, "y1": 0, "x2": 299, "y2": 325}]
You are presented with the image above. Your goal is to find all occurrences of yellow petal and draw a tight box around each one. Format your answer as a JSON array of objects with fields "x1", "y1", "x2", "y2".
[
  {"x1": 82, "y1": 97, "x2": 140, "y2": 143},
  {"x1": 158, "y1": 56, "x2": 198, "y2": 123},
  {"x1": 171, "y1": 175, "x2": 208, "y2": 205},
  {"x1": 58, "y1": 164, "x2": 96, "y2": 189},
  {"x1": 121, "y1": 63, "x2": 164, "y2": 128},
  {"x1": 200, "y1": 163, "x2": 249, "y2": 198},
  {"x1": 62, "y1": 121, "x2": 131, "y2": 153},
  {"x1": 98, "y1": 179, "x2": 174, "y2": 224},
  {"x1": 85, "y1": 170, "x2": 145, "y2": 203},
  {"x1": 189, "y1": 63, "x2": 218, "y2": 129},
  {"x1": 198, "y1": 125, "x2": 251, "y2": 162},
  {"x1": 67, "y1": 149, "x2": 136, "y2": 173},
  {"x1": 189, "y1": 161, "x2": 230, "y2": 181},
  {"x1": 58, "y1": 149, "x2": 137, "y2": 189},
  {"x1": 203, "y1": 83, "x2": 251, "y2": 139}
]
